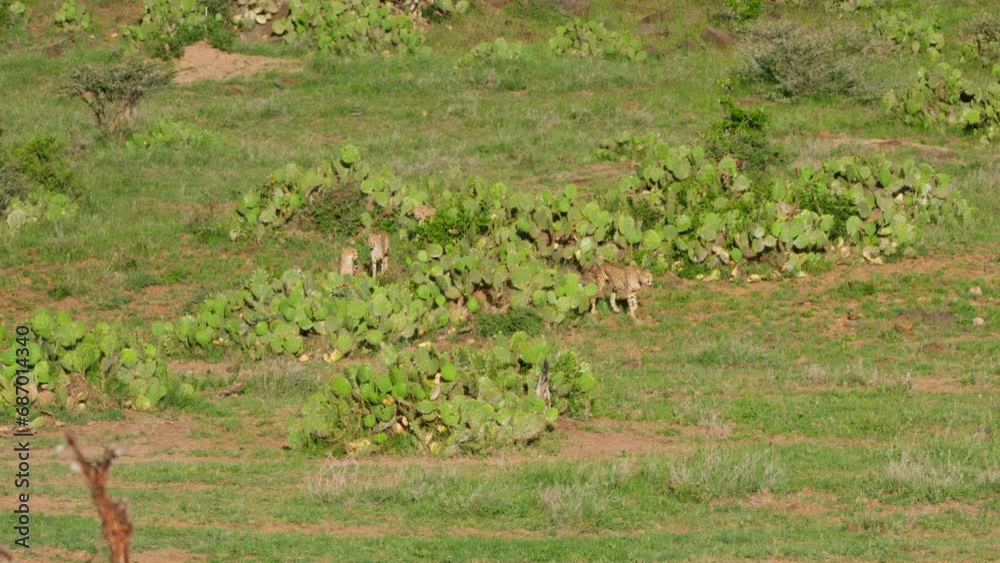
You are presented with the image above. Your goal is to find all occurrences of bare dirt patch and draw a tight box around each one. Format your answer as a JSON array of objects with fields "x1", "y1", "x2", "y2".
[
  {"x1": 132, "y1": 548, "x2": 208, "y2": 563},
  {"x1": 806, "y1": 132, "x2": 961, "y2": 164},
  {"x1": 739, "y1": 488, "x2": 837, "y2": 516},
  {"x1": 174, "y1": 42, "x2": 299, "y2": 84},
  {"x1": 554, "y1": 418, "x2": 691, "y2": 460},
  {"x1": 17, "y1": 546, "x2": 94, "y2": 563},
  {"x1": 911, "y1": 377, "x2": 991, "y2": 394}
]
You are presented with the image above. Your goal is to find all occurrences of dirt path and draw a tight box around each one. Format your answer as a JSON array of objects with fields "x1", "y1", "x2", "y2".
[{"x1": 173, "y1": 41, "x2": 300, "y2": 84}]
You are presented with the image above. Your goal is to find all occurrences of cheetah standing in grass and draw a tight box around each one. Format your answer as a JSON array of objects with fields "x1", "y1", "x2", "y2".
[
  {"x1": 338, "y1": 247, "x2": 358, "y2": 276},
  {"x1": 412, "y1": 204, "x2": 436, "y2": 224},
  {"x1": 584, "y1": 264, "x2": 654, "y2": 320},
  {"x1": 367, "y1": 231, "x2": 390, "y2": 277}
]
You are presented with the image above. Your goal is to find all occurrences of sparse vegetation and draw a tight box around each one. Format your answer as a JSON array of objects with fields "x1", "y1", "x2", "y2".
[
  {"x1": 735, "y1": 22, "x2": 871, "y2": 99},
  {"x1": 1, "y1": 0, "x2": 996, "y2": 559}
]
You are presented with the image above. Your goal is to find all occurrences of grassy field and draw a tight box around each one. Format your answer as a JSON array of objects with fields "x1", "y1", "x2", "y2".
[{"x1": 1, "y1": 0, "x2": 998, "y2": 561}]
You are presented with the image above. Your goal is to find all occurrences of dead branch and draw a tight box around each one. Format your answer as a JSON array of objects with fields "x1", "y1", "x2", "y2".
[
  {"x1": 65, "y1": 432, "x2": 132, "y2": 563},
  {"x1": 199, "y1": 380, "x2": 245, "y2": 398}
]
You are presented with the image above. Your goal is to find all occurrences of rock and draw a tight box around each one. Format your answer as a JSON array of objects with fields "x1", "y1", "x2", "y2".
[
  {"x1": 972, "y1": 317, "x2": 985, "y2": 327},
  {"x1": 37, "y1": 390, "x2": 56, "y2": 406},
  {"x1": 969, "y1": 286, "x2": 983, "y2": 298},
  {"x1": 702, "y1": 26, "x2": 738, "y2": 49},
  {"x1": 558, "y1": 0, "x2": 590, "y2": 15},
  {"x1": 894, "y1": 320, "x2": 914, "y2": 333},
  {"x1": 637, "y1": 12, "x2": 670, "y2": 36}
]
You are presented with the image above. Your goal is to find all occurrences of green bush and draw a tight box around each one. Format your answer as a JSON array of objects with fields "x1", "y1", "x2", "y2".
[
  {"x1": 125, "y1": 118, "x2": 221, "y2": 152},
  {"x1": 231, "y1": 145, "x2": 369, "y2": 241},
  {"x1": 724, "y1": 0, "x2": 762, "y2": 22},
  {"x1": 411, "y1": 201, "x2": 491, "y2": 246},
  {"x1": 0, "y1": 134, "x2": 80, "y2": 231},
  {"x1": 303, "y1": 167, "x2": 369, "y2": 239},
  {"x1": 702, "y1": 98, "x2": 785, "y2": 174},
  {"x1": 611, "y1": 141, "x2": 970, "y2": 276},
  {"x1": 390, "y1": 0, "x2": 469, "y2": 22},
  {"x1": 476, "y1": 308, "x2": 544, "y2": 337},
  {"x1": 873, "y1": 10, "x2": 944, "y2": 58},
  {"x1": 287, "y1": 332, "x2": 595, "y2": 455},
  {"x1": 1, "y1": 1, "x2": 27, "y2": 33},
  {"x1": 882, "y1": 63, "x2": 1000, "y2": 142},
  {"x1": 272, "y1": 0, "x2": 427, "y2": 55},
  {"x1": 457, "y1": 37, "x2": 524, "y2": 67},
  {"x1": 0, "y1": 309, "x2": 191, "y2": 413},
  {"x1": 825, "y1": 0, "x2": 878, "y2": 13},
  {"x1": 548, "y1": 19, "x2": 645, "y2": 61},
  {"x1": 735, "y1": 22, "x2": 870, "y2": 100},
  {"x1": 595, "y1": 132, "x2": 661, "y2": 163},
  {"x1": 53, "y1": 0, "x2": 91, "y2": 33},
  {"x1": 122, "y1": 0, "x2": 234, "y2": 59},
  {"x1": 961, "y1": 15, "x2": 1000, "y2": 67},
  {"x1": 1, "y1": 134, "x2": 77, "y2": 198}
]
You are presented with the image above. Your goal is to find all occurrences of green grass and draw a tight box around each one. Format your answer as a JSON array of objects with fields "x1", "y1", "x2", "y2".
[{"x1": 2, "y1": 0, "x2": 998, "y2": 560}]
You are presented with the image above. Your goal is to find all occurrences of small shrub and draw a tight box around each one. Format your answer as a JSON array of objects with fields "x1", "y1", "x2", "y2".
[
  {"x1": 53, "y1": 0, "x2": 92, "y2": 33},
  {"x1": 390, "y1": 0, "x2": 469, "y2": 22},
  {"x1": 411, "y1": 203, "x2": 491, "y2": 246},
  {"x1": 1, "y1": 1, "x2": 27, "y2": 33},
  {"x1": 662, "y1": 447, "x2": 782, "y2": 501},
  {"x1": 0, "y1": 134, "x2": 77, "y2": 201},
  {"x1": 65, "y1": 58, "x2": 174, "y2": 141},
  {"x1": 873, "y1": 10, "x2": 944, "y2": 58},
  {"x1": 702, "y1": 98, "x2": 785, "y2": 173},
  {"x1": 457, "y1": 37, "x2": 524, "y2": 68},
  {"x1": 725, "y1": 0, "x2": 762, "y2": 22},
  {"x1": 125, "y1": 118, "x2": 220, "y2": 152},
  {"x1": 548, "y1": 19, "x2": 646, "y2": 61},
  {"x1": 825, "y1": 0, "x2": 878, "y2": 13},
  {"x1": 476, "y1": 308, "x2": 544, "y2": 337},
  {"x1": 304, "y1": 172, "x2": 368, "y2": 239},
  {"x1": 735, "y1": 22, "x2": 871, "y2": 100},
  {"x1": 0, "y1": 134, "x2": 80, "y2": 231},
  {"x1": 595, "y1": 132, "x2": 660, "y2": 162}
]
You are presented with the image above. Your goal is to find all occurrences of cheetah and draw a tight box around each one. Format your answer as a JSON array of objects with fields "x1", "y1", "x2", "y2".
[
  {"x1": 338, "y1": 247, "x2": 358, "y2": 276},
  {"x1": 583, "y1": 264, "x2": 653, "y2": 320},
  {"x1": 412, "y1": 204, "x2": 436, "y2": 224},
  {"x1": 367, "y1": 231, "x2": 390, "y2": 277}
]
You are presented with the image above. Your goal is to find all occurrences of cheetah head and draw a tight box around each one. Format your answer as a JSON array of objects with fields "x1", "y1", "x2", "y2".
[{"x1": 639, "y1": 270, "x2": 654, "y2": 286}]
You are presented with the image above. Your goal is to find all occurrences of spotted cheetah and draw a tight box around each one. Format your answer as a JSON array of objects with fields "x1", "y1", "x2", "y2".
[
  {"x1": 584, "y1": 264, "x2": 653, "y2": 319},
  {"x1": 367, "y1": 231, "x2": 390, "y2": 277},
  {"x1": 412, "y1": 204, "x2": 436, "y2": 224},
  {"x1": 339, "y1": 247, "x2": 358, "y2": 276}
]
